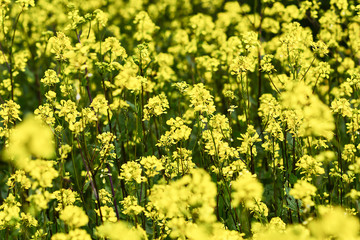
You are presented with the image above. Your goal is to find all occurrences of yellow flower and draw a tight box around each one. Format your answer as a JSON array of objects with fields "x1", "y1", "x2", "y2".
[
  {"x1": 0, "y1": 194, "x2": 21, "y2": 229},
  {"x1": 311, "y1": 40, "x2": 329, "y2": 57},
  {"x1": 309, "y1": 206, "x2": 359, "y2": 240},
  {"x1": 56, "y1": 100, "x2": 79, "y2": 124},
  {"x1": 143, "y1": 93, "x2": 169, "y2": 121},
  {"x1": 103, "y1": 37, "x2": 127, "y2": 60},
  {"x1": 98, "y1": 189, "x2": 113, "y2": 205},
  {"x1": 60, "y1": 205, "x2": 88, "y2": 229},
  {"x1": 34, "y1": 103, "x2": 56, "y2": 125},
  {"x1": 140, "y1": 155, "x2": 164, "y2": 177},
  {"x1": 290, "y1": 180, "x2": 317, "y2": 208},
  {"x1": 95, "y1": 206, "x2": 117, "y2": 223},
  {"x1": 96, "y1": 221, "x2": 145, "y2": 240},
  {"x1": 53, "y1": 189, "x2": 79, "y2": 211},
  {"x1": 260, "y1": 54, "x2": 275, "y2": 72},
  {"x1": 120, "y1": 196, "x2": 144, "y2": 216},
  {"x1": 231, "y1": 170, "x2": 263, "y2": 208},
  {"x1": 27, "y1": 159, "x2": 59, "y2": 188},
  {"x1": 20, "y1": 212, "x2": 38, "y2": 228},
  {"x1": 331, "y1": 98, "x2": 352, "y2": 117},
  {"x1": 6, "y1": 170, "x2": 31, "y2": 189},
  {"x1": 4, "y1": 115, "x2": 54, "y2": 166},
  {"x1": 133, "y1": 11, "x2": 159, "y2": 42},
  {"x1": 0, "y1": 100, "x2": 21, "y2": 126},
  {"x1": 157, "y1": 117, "x2": 192, "y2": 147},
  {"x1": 67, "y1": 229, "x2": 91, "y2": 240},
  {"x1": 119, "y1": 161, "x2": 145, "y2": 184},
  {"x1": 280, "y1": 81, "x2": 334, "y2": 140},
  {"x1": 238, "y1": 125, "x2": 261, "y2": 157},
  {"x1": 48, "y1": 32, "x2": 72, "y2": 61},
  {"x1": 94, "y1": 9, "x2": 108, "y2": 27},
  {"x1": 342, "y1": 144, "x2": 356, "y2": 162},
  {"x1": 51, "y1": 229, "x2": 91, "y2": 240},
  {"x1": 59, "y1": 144, "x2": 72, "y2": 160},
  {"x1": 296, "y1": 155, "x2": 325, "y2": 179},
  {"x1": 27, "y1": 190, "x2": 53, "y2": 212},
  {"x1": 41, "y1": 69, "x2": 59, "y2": 86},
  {"x1": 149, "y1": 169, "x2": 217, "y2": 224},
  {"x1": 97, "y1": 132, "x2": 116, "y2": 159},
  {"x1": 45, "y1": 90, "x2": 56, "y2": 101},
  {"x1": 163, "y1": 148, "x2": 195, "y2": 178},
  {"x1": 188, "y1": 83, "x2": 216, "y2": 115}
]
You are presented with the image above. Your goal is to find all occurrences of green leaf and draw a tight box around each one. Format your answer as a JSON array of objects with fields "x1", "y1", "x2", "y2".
[{"x1": 289, "y1": 173, "x2": 297, "y2": 185}]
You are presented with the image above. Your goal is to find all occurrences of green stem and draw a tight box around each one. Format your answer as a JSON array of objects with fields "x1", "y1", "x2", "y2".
[{"x1": 9, "y1": 8, "x2": 24, "y2": 100}]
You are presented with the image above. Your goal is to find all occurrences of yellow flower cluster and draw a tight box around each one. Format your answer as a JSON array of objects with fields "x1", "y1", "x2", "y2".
[
  {"x1": 188, "y1": 83, "x2": 216, "y2": 115},
  {"x1": 59, "y1": 205, "x2": 88, "y2": 229},
  {"x1": 96, "y1": 221, "x2": 145, "y2": 240},
  {"x1": 143, "y1": 93, "x2": 169, "y2": 121},
  {"x1": 53, "y1": 189, "x2": 79, "y2": 211},
  {"x1": 231, "y1": 170, "x2": 263, "y2": 208},
  {"x1": 149, "y1": 169, "x2": 217, "y2": 238},
  {"x1": 290, "y1": 180, "x2": 317, "y2": 208},
  {"x1": 4, "y1": 116, "x2": 54, "y2": 167},
  {"x1": 280, "y1": 81, "x2": 334, "y2": 139},
  {"x1": 95, "y1": 206, "x2": 117, "y2": 223},
  {"x1": 119, "y1": 161, "x2": 144, "y2": 184},
  {"x1": 120, "y1": 196, "x2": 144, "y2": 216},
  {"x1": 41, "y1": 69, "x2": 60, "y2": 86},
  {"x1": 157, "y1": 117, "x2": 192, "y2": 147},
  {"x1": 140, "y1": 155, "x2": 164, "y2": 177},
  {"x1": 163, "y1": 148, "x2": 195, "y2": 178}
]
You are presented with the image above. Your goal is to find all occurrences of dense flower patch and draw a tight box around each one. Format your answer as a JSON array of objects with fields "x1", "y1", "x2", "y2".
[{"x1": 1, "y1": 0, "x2": 360, "y2": 239}]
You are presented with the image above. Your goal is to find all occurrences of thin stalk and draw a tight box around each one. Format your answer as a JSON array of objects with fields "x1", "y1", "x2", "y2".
[
  {"x1": 236, "y1": 73, "x2": 249, "y2": 124},
  {"x1": 300, "y1": 57, "x2": 316, "y2": 81},
  {"x1": 9, "y1": 8, "x2": 24, "y2": 100},
  {"x1": 76, "y1": 137, "x2": 103, "y2": 224}
]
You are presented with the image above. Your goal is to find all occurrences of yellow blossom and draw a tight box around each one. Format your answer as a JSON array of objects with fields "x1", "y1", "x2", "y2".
[
  {"x1": 41, "y1": 69, "x2": 59, "y2": 86},
  {"x1": 60, "y1": 205, "x2": 88, "y2": 228},
  {"x1": 231, "y1": 170, "x2": 263, "y2": 208},
  {"x1": 4, "y1": 115, "x2": 55, "y2": 166},
  {"x1": 119, "y1": 161, "x2": 145, "y2": 184},
  {"x1": 95, "y1": 206, "x2": 117, "y2": 223},
  {"x1": 96, "y1": 221, "x2": 145, "y2": 240},
  {"x1": 290, "y1": 180, "x2": 317, "y2": 208}
]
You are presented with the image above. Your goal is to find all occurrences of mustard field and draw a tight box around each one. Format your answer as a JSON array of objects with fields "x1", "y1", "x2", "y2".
[{"x1": 1, "y1": 0, "x2": 360, "y2": 239}]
